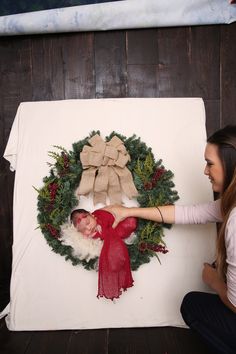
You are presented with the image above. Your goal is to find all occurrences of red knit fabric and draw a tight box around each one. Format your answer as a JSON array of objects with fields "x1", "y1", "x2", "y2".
[{"x1": 92, "y1": 210, "x2": 137, "y2": 300}]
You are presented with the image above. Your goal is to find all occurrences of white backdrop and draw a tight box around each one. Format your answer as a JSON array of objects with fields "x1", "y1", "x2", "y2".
[{"x1": 2, "y1": 98, "x2": 216, "y2": 330}]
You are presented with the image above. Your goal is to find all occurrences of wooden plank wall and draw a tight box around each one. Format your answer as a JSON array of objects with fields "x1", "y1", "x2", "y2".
[{"x1": 0, "y1": 23, "x2": 236, "y2": 313}]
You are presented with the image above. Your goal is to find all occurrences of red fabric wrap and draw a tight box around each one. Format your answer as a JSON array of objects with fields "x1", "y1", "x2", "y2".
[{"x1": 92, "y1": 210, "x2": 137, "y2": 300}]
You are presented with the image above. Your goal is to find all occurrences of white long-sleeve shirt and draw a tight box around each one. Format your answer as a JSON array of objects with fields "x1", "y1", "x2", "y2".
[{"x1": 175, "y1": 200, "x2": 236, "y2": 307}]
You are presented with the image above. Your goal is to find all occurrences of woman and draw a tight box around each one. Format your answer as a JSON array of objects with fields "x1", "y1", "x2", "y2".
[{"x1": 105, "y1": 125, "x2": 236, "y2": 354}]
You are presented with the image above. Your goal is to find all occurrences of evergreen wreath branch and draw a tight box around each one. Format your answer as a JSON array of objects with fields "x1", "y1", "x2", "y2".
[{"x1": 36, "y1": 132, "x2": 179, "y2": 271}]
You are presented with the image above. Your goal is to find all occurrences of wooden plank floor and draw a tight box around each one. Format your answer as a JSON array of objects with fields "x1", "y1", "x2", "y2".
[
  {"x1": 1, "y1": 22, "x2": 236, "y2": 354},
  {"x1": 0, "y1": 317, "x2": 214, "y2": 354}
]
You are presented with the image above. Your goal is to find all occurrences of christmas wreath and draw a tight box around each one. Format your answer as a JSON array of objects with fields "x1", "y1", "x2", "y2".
[{"x1": 36, "y1": 131, "x2": 179, "y2": 271}]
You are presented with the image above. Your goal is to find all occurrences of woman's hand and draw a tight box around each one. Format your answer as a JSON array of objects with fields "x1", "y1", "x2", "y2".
[
  {"x1": 202, "y1": 263, "x2": 220, "y2": 290},
  {"x1": 202, "y1": 262, "x2": 236, "y2": 313},
  {"x1": 102, "y1": 205, "x2": 129, "y2": 228}
]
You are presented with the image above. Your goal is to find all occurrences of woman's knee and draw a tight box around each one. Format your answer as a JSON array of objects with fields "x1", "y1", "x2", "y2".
[
  {"x1": 181, "y1": 291, "x2": 220, "y2": 326},
  {"x1": 180, "y1": 291, "x2": 202, "y2": 326}
]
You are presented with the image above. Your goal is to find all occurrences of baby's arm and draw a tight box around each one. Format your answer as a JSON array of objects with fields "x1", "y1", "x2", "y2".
[{"x1": 114, "y1": 217, "x2": 137, "y2": 239}]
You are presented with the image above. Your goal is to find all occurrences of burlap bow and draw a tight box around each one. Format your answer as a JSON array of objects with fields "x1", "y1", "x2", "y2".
[{"x1": 76, "y1": 134, "x2": 138, "y2": 205}]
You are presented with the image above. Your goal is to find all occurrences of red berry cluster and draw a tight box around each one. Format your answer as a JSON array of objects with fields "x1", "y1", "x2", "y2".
[
  {"x1": 46, "y1": 224, "x2": 59, "y2": 238},
  {"x1": 62, "y1": 152, "x2": 69, "y2": 169},
  {"x1": 150, "y1": 244, "x2": 168, "y2": 254},
  {"x1": 139, "y1": 241, "x2": 168, "y2": 254},
  {"x1": 144, "y1": 168, "x2": 165, "y2": 190},
  {"x1": 48, "y1": 182, "x2": 58, "y2": 202},
  {"x1": 59, "y1": 152, "x2": 70, "y2": 177}
]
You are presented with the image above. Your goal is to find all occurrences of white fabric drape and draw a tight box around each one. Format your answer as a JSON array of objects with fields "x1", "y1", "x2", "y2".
[{"x1": 2, "y1": 98, "x2": 216, "y2": 330}]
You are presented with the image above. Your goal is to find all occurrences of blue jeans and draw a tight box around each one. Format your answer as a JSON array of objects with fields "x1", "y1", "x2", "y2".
[{"x1": 180, "y1": 291, "x2": 236, "y2": 354}]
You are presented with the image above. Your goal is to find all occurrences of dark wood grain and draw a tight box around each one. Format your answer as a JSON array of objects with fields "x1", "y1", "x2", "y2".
[
  {"x1": 0, "y1": 319, "x2": 32, "y2": 354},
  {"x1": 25, "y1": 331, "x2": 72, "y2": 354},
  {"x1": 220, "y1": 23, "x2": 236, "y2": 127},
  {"x1": 204, "y1": 99, "x2": 221, "y2": 137},
  {"x1": 67, "y1": 329, "x2": 108, "y2": 354},
  {"x1": 127, "y1": 29, "x2": 158, "y2": 65},
  {"x1": 188, "y1": 26, "x2": 220, "y2": 100},
  {"x1": 146, "y1": 327, "x2": 214, "y2": 354},
  {"x1": 0, "y1": 320, "x2": 214, "y2": 354},
  {"x1": 126, "y1": 29, "x2": 158, "y2": 97},
  {"x1": 0, "y1": 37, "x2": 16, "y2": 311},
  {"x1": 108, "y1": 328, "x2": 150, "y2": 354},
  {"x1": 157, "y1": 27, "x2": 191, "y2": 97},
  {"x1": 30, "y1": 35, "x2": 66, "y2": 101},
  {"x1": 95, "y1": 31, "x2": 127, "y2": 98},
  {"x1": 0, "y1": 173, "x2": 12, "y2": 312},
  {"x1": 0, "y1": 38, "x2": 22, "y2": 142},
  {"x1": 127, "y1": 64, "x2": 157, "y2": 97},
  {"x1": 62, "y1": 32, "x2": 95, "y2": 99}
]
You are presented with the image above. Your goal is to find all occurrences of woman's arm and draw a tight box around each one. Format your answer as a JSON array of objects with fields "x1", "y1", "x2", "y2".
[
  {"x1": 104, "y1": 200, "x2": 222, "y2": 228},
  {"x1": 103, "y1": 205, "x2": 175, "y2": 228}
]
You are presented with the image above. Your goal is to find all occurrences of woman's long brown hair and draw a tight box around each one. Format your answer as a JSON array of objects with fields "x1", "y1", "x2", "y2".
[{"x1": 207, "y1": 125, "x2": 236, "y2": 280}]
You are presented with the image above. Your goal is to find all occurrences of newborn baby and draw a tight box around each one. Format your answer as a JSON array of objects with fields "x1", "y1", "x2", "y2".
[{"x1": 71, "y1": 208, "x2": 137, "y2": 300}]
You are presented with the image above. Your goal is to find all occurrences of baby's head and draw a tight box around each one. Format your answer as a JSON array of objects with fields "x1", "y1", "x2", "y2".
[{"x1": 70, "y1": 209, "x2": 97, "y2": 237}]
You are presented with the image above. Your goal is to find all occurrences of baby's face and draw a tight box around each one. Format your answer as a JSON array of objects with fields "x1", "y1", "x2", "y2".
[{"x1": 76, "y1": 214, "x2": 97, "y2": 237}]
